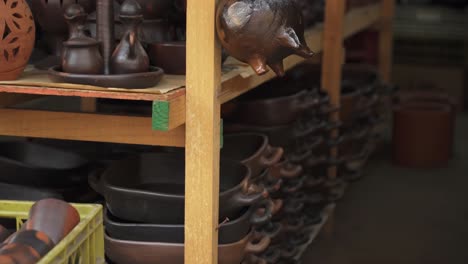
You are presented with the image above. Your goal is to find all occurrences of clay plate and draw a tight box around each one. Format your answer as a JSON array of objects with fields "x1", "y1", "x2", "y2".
[{"x1": 48, "y1": 66, "x2": 164, "y2": 89}]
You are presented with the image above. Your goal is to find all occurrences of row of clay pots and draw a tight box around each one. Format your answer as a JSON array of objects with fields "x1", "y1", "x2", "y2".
[
  {"x1": 98, "y1": 137, "x2": 293, "y2": 263},
  {"x1": 0, "y1": 199, "x2": 80, "y2": 264}
]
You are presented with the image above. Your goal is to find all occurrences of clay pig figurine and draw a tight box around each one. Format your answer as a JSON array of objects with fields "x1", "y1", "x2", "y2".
[{"x1": 216, "y1": 0, "x2": 314, "y2": 77}]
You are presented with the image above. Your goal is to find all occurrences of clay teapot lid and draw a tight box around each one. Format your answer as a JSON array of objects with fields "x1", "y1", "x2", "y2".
[
  {"x1": 119, "y1": 0, "x2": 143, "y2": 18},
  {"x1": 64, "y1": 4, "x2": 87, "y2": 20}
]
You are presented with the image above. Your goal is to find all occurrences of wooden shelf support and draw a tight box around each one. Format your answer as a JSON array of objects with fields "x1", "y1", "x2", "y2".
[
  {"x1": 185, "y1": 0, "x2": 221, "y2": 264},
  {"x1": 379, "y1": 0, "x2": 395, "y2": 82},
  {"x1": 322, "y1": 0, "x2": 347, "y2": 180}
]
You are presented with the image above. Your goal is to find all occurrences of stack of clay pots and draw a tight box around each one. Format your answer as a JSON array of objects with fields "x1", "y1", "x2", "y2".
[
  {"x1": 223, "y1": 72, "x2": 337, "y2": 263},
  {"x1": 287, "y1": 63, "x2": 392, "y2": 182},
  {"x1": 0, "y1": 199, "x2": 80, "y2": 264},
  {"x1": 92, "y1": 152, "x2": 278, "y2": 264}
]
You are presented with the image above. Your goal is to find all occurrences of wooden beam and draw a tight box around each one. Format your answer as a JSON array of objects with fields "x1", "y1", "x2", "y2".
[
  {"x1": 185, "y1": 0, "x2": 221, "y2": 264},
  {"x1": 322, "y1": 0, "x2": 346, "y2": 180},
  {"x1": 0, "y1": 94, "x2": 40, "y2": 107},
  {"x1": 0, "y1": 109, "x2": 185, "y2": 147},
  {"x1": 152, "y1": 94, "x2": 186, "y2": 131},
  {"x1": 379, "y1": 0, "x2": 395, "y2": 82}
]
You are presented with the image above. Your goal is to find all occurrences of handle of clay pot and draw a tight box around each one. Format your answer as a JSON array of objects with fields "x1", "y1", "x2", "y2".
[
  {"x1": 88, "y1": 168, "x2": 105, "y2": 195},
  {"x1": 263, "y1": 177, "x2": 282, "y2": 194},
  {"x1": 319, "y1": 104, "x2": 341, "y2": 115},
  {"x1": 295, "y1": 90, "x2": 320, "y2": 111},
  {"x1": 260, "y1": 248, "x2": 282, "y2": 264},
  {"x1": 281, "y1": 175, "x2": 306, "y2": 194},
  {"x1": 288, "y1": 148, "x2": 311, "y2": 164},
  {"x1": 284, "y1": 199, "x2": 304, "y2": 215},
  {"x1": 259, "y1": 221, "x2": 282, "y2": 240},
  {"x1": 250, "y1": 199, "x2": 274, "y2": 226},
  {"x1": 245, "y1": 233, "x2": 271, "y2": 254},
  {"x1": 279, "y1": 162, "x2": 302, "y2": 179},
  {"x1": 259, "y1": 145, "x2": 284, "y2": 167},
  {"x1": 236, "y1": 181, "x2": 268, "y2": 206}
]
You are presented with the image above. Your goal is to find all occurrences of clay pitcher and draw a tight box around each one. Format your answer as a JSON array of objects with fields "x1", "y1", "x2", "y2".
[
  {"x1": 110, "y1": 0, "x2": 149, "y2": 74},
  {"x1": 216, "y1": 0, "x2": 314, "y2": 77}
]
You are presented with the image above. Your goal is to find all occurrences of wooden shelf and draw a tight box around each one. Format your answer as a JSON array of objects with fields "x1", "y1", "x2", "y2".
[{"x1": 0, "y1": 4, "x2": 381, "y2": 134}]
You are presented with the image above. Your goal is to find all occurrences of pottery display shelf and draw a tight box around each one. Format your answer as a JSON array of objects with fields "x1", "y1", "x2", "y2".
[
  {"x1": 0, "y1": 1, "x2": 394, "y2": 263},
  {"x1": 0, "y1": 3, "x2": 381, "y2": 135}
]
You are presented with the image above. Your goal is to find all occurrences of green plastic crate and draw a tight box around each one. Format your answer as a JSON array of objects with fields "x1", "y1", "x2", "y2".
[{"x1": 0, "y1": 200, "x2": 105, "y2": 264}]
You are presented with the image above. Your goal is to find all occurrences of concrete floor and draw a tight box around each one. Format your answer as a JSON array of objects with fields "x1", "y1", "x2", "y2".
[{"x1": 303, "y1": 114, "x2": 468, "y2": 264}]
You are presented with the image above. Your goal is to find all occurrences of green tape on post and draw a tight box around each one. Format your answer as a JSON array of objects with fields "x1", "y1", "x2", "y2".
[{"x1": 152, "y1": 101, "x2": 170, "y2": 131}]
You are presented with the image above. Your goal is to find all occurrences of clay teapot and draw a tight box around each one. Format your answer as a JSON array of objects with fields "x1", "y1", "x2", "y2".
[
  {"x1": 62, "y1": 4, "x2": 104, "y2": 74},
  {"x1": 216, "y1": 0, "x2": 314, "y2": 77}
]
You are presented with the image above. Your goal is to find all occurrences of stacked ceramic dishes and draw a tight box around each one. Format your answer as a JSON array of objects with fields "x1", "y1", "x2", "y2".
[
  {"x1": 0, "y1": 141, "x2": 97, "y2": 202},
  {"x1": 94, "y1": 152, "x2": 274, "y2": 264},
  {"x1": 289, "y1": 63, "x2": 393, "y2": 183},
  {"x1": 223, "y1": 75, "x2": 334, "y2": 263}
]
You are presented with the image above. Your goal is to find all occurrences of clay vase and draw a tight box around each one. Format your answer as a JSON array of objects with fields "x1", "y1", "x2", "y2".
[
  {"x1": 216, "y1": 0, "x2": 314, "y2": 77},
  {"x1": 24, "y1": 199, "x2": 80, "y2": 245},
  {"x1": 0, "y1": 0, "x2": 35, "y2": 80},
  {"x1": 110, "y1": 0, "x2": 150, "y2": 74},
  {"x1": 62, "y1": 4, "x2": 104, "y2": 74},
  {"x1": 32, "y1": 0, "x2": 95, "y2": 56}
]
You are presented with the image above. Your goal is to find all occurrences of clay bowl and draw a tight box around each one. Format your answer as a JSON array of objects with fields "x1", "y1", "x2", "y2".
[
  {"x1": 7, "y1": 230, "x2": 55, "y2": 257},
  {"x1": 25, "y1": 199, "x2": 80, "y2": 245},
  {"x1": 147, "y1": 42, "x2": 186, "y2": 75},
  {"x1": 225, "y1": 79, "x2": 322, "y2": 126},
  {"x1": 105, "y1": 231, "x2": 270, "y2": 264},
  {"x1": 222, "y1": 133, "x2": 283, "y2": 178},
  {"x1": 48, "y1": 66, "x2": 164, "y2": 89},
  {"x1": 104, "y1": 205, "x2": 265, "y2": 244},
  {"x1": 0, "y1": 141, "x2": 89, "y2": 187},
  {"x1": 90, "y1": 153, "x2": 269, "y2": 224}
]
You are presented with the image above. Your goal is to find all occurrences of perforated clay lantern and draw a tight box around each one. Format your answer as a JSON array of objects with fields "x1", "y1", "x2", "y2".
[
  {"x1": 216, "y1": 0, "x2": 314, "y2": 77},
  {"x1": 0, "y1": 0, "x2": 35, "y2": 80}
]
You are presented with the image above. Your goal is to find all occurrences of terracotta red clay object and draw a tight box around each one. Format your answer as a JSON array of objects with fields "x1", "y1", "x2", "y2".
[{"x1": 0, "y1": 0, "x2": 35, "y2": 80}]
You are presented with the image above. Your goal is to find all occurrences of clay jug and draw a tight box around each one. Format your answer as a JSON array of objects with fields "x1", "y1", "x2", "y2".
[
  {"x1": 110, "y1": 0, "x2": 149, "y2": 74},
  {"x1": 0, "y1": 0, "x2": 35, "y2": 80},
  {"x1": 62, "y1": 4, "x2": 104, "y2": 74},
  {"x1": 216, "y1": 0, "x2": 314, "y2": 77}
]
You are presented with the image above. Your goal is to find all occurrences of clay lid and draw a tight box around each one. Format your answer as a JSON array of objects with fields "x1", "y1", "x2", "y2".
[
  {"x1": 64, "y1": 4, "x2": 87, "y2": 20},
  {"x1": 120, "y1": 0, "x2": 143, "y2": 18}
]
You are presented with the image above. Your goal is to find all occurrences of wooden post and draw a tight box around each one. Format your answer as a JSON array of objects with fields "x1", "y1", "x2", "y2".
[
  {"x1": 185, "y1": 0, "x2": 221, "y2": 264},
  {"x1": 379, "y1": 0, "x2": 395, "y2": 82},
  {"x1": 321, "y1": 0, "x2": 346, "y2": 180}
]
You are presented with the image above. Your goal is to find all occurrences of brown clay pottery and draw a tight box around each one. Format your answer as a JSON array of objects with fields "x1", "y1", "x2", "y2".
[
  {"x1": 216, "y1": 0, "x2": 314, "y2": 76},
  {"x1": 7, "y1": 230, "x2": 55, "y2": 257},
  {"x1": 393, "y1": 102, "x2": 452, "y2": 168},
  {"x1": 90, "y1": 153, "x2": 269, "y2": 224},
  {"x1": 116, "y1": 0, "x2": 172, "y2": 19},
  {"x1": 0, "y1": 0, "x2": 35, "y2": 80},
  {"x1": 225, "y1": 81, "x2": 322, "y2": 126},
  {"x1": 110, "y1": 0, "x2": 150, "y2": 74},
  {"x1": 222, "y1": 133, "x2": 283, "y2": 178},
  {"x1": 32, "y1": 0, "x2": 95, "y2": 56},
  {"x1": 0, "y1": 243, "x2": 41, "y2": 264},
  {"x1": 105, "y1": 231, "x2": 270, "y2": 264},
  {"x1": 62, "y1": 4, "x2": 104, "y2": 75},
  {"x1": 147, "y1": 41, "x2": 186, "y2": 75},
  {"x1": 0, "y1": 225, "x2": 11, "y2": 243},
  {"x1": 25, "y1": 199, "x2": 80, "y2": 244},
  {"x1": 48, "y1": 65, "x2": 164, "y2": 88},
  {"x1": 104, "y1": 206, "x2": 267, "y2": 244}
]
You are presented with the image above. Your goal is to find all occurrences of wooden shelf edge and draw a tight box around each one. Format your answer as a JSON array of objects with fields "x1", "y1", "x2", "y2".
[{"x1": 0, "y1": 109, "x2": 185, "y2": 147}]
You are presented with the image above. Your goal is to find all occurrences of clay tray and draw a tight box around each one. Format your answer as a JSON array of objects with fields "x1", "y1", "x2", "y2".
[
  {"x1": 48, "y1": 66, "x2": 165, "y2": 89},
  {"x1": 0, "y1": 59, "x2": 250, "y2": 95}
]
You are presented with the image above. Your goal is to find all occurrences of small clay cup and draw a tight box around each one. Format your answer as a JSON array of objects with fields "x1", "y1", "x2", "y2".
[{"x1": 25, "y1": 199, "x2": 80, "y2": 244}]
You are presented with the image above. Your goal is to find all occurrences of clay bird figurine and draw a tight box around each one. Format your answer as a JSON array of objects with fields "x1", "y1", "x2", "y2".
[{"x1": 216, "y1": 0, "x2": 314, "y2": 77}]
